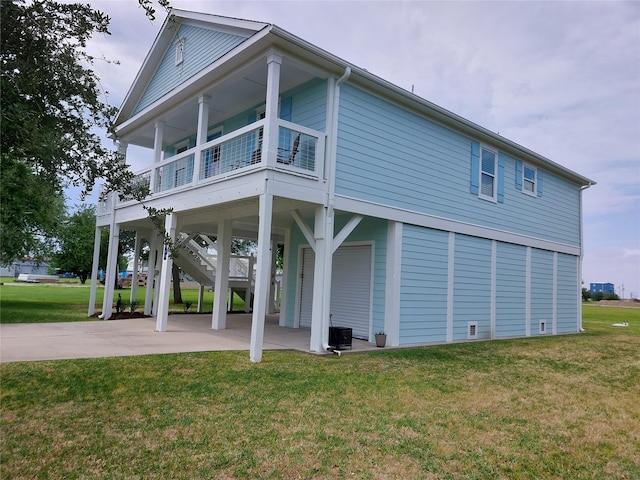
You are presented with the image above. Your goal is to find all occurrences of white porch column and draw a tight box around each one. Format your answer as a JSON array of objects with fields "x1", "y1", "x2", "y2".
[
  {"x1": 100, "y1": 222, "x2": 120, "y2": 320},
  {"x1": 130, "y1": 231, "x2": 141, "y2": 304},
  {"x1": 212, "y1": 218, "x2": 232, "y2": 330},
  {"x1": 278, "y1": 228, "x2": 291, "y2": 326},
  {"x1": 88, "y1": 226, "x2": 102, "y2": 317},
  {"x1": 250, "y1": 193, "x2": 274, "y2": 363},
  {"x1": 309, "y1": 206, "x2": 334, "y2": 353},
  {"x1": 149, "y1": 121, "x2": 164, "y2": 193},
  {"x1": 384, "y1": 221, "x2": 402, "y2": 346},
  {"x1": 155, "y1": 213, "x2": 178, "y2": 332},
  {"x1": 245, "y1": 256, "x2": 255, "y2": 313},
  {"x1": 262, "y1": 52, "x2": 282, "y2": 168},
  {"x1": 197, "y1": 285, "x2": 205, "y2": 313},
  {"x1": 144, "y1": 230, "x2": 158, "y2": 316},
  {"x1": 268, "y1": 239, "x2": 278, "y2": 314},
  {"x1": 194, "y1": 94, "x2": 210, "y2": 182}
]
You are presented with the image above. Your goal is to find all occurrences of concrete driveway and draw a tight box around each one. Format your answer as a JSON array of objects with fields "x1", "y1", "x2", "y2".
[{"x1": 0, "y1": 314, "x2": 375, "y2": 362}]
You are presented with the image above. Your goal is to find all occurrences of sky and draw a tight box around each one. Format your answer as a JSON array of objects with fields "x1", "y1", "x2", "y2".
[{"x1": 71, "y1": 0, "x2": 640, "y2": 298}]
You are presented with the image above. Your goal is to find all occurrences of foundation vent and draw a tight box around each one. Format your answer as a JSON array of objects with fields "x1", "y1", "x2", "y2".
[
  {"x1": 539, "y1": 320, "x2": 547, "y2": 334},
  {"x1": 467, "y1": 322, "x2": 478, "y2": 340}
]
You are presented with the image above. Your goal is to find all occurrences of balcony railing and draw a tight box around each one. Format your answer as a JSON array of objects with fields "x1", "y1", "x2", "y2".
[{"x1": 107, "y1": 119, "x2": 324, "y2": 209}]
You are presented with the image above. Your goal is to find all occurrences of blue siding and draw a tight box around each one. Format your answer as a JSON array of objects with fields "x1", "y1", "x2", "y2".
[
  {"x1": 283, "y1": 78, "x2": 327, "y2": 132},
  {"x1": 453, "y1": 235, "x2": 492, "y2": 341},
  {"x1": 531, "y1": 248, "x2": 554, "y2": 334},
  {"x1": 557, "y1": 253, "x2": 579, "y2": 333},
  {"x1": 135, "y1": 24, "x2": 247, "y2": 114},
  {"x1": 335, "y1": 84, "x2": 581, "y2": 246},
  {"x1": 495, "y1": 242, "x2": 526, "y2": 338},
  {"x1": 400, "y1": 225, "x2": 449, "y2": 344}
]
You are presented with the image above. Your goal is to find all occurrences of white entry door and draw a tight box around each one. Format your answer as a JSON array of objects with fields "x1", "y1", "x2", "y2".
[{"x1": 298, "y1": 244, "x2": 372, "y2": 339}]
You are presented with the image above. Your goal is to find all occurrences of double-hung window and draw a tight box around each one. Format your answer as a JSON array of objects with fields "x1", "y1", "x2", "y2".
[
  {"x1": 515, "y1": 161, "x2": 542, "y2": 197},
  {"x1": 470, "y1": 141, "x2": 504, "y2": 202},
  {"x1": 523, "y1": 164, "x2": 536, "y2": 195},
  {"x1": 480, "y1": 147, "x2": 497, "y2": 201}
]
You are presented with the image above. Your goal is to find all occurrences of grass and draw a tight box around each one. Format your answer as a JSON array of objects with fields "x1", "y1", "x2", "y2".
[
  {"x1": 1, "y1": 301, "x2": 639, "y2": 479},
  {"x1": 0, "y1": 278, "x2": 246, "y2": 323}
]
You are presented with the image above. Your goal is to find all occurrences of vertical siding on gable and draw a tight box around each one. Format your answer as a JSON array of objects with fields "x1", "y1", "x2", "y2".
[
  {"x1": 530, "y1": 248, "x2": 554, "y2": 334},
  {"x1": 134, "y1": 24, "x2": 247, "y2": 114},
  {"x1": 400, "y1": 225, "x2": 449, "y2": 344},
  {"x1": 335, "y1": 84, "x2": 581, "y2": 246},
  {"x1": 556, "y1": 253, "x2": 579, "y2": 333},
  {"x1": 495, "y1": 242, "x2": 527, "y2": 338},
  {"x1": 453, "y1": 234, "x2": 492, "y2": 341}
]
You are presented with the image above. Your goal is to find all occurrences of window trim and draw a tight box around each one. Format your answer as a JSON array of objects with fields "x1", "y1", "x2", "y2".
[
  {"x1": 478, "y1": 145, "x2": 498, "y2": 202},
  {"x1": 522, "y1": 163, "x2": 537, "y2": 197}
]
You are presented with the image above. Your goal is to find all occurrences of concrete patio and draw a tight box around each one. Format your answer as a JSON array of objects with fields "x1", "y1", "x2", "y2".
[{"x1": 0, "y1": 313, "x2": 378, "y2": 363}]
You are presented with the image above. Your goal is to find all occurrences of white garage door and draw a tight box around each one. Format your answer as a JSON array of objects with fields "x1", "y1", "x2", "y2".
[{"x1": 299, "y1": 244, "x2": 372, "y2": 339}]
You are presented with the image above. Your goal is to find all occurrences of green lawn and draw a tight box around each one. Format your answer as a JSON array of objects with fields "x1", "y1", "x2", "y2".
[
  {"x1": 0, "y1": 279, "x2": 245, "y2": 323},
  {"x1": 1, "y1": 301, "x2": 639, "y2": 479}
]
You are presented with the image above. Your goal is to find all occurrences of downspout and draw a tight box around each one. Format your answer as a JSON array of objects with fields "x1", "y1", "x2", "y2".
[
  {"x1": 322, "y1": 66, "x2": 351, "y2": 355},
  {"x1": 578, "y1": 181, "x2": 593, "y2": 332}
]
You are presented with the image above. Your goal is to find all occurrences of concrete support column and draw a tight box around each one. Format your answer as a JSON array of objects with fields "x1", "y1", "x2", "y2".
[
  {"x1": 101, "y1": 222, "x2": 120, "y2": 320},
  {"x1": 155, "y1": 213, "x2": 178, "y2": 332},
  {"x1": 88, "y1": 226, "x2": 102, "y2": 317},
  {"x1": 262, "y1": 52, "x2": 282, "y2": 168},
  {"x1": 250, "y1": 193, "x2": 273, "y2": 363},
  {"x1": 212, "y1": 218, "x2": 232, "y2": 330}
]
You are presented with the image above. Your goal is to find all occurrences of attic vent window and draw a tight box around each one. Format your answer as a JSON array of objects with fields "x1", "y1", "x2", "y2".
[
  {"x1": 175, "y1": 38, "x2": 185, "y2": 65},
  {"x1": 467, "y1": 322, "x2": 478, "y2": 340}
]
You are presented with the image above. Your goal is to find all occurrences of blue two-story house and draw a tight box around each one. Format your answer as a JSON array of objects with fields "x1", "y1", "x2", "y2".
[{"x1": 89, "y1": 10, "x2": 594, "y2": 362}]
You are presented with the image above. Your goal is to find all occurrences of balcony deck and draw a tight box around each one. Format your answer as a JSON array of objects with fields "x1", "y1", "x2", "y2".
[{"x1": 99, "y1": 119, "x2": 325, "y2": 221}]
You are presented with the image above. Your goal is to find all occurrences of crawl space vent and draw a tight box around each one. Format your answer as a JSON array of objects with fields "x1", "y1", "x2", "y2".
[
  {"x1": 539, "y1": 320, "x2": 547, "y2": 334},
  {"x1": 467, "y1": 322, "x2": 478, "y2": 340}
]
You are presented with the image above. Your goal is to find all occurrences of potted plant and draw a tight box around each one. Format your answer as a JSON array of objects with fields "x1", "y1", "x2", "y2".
[{"x1": 375, "y1": 331, "x2": 387, "y2": 348}]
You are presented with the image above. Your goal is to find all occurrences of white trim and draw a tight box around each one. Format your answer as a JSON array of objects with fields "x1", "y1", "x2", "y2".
[
  {"x1": 385, "y1": 221, "x2": 402, "y2": 347},
  {"x1": 293, "y1": 243, "x2": 311, "y2": 329},
  {"x1": 525, "y1": 246, "x2": 531, "y2": 337},
  {"x1": 332, "y1": 215, "x2": 363, "y2": 254},
  {"x1": 334, "y1": 195, "x2": 581, "y2": 256},
  {"x1": 490, "y1": 240, "x2": 497, "y2": 340},
  {"x1": 447, "y1": 232, "x2": 455, "y2": 343}
]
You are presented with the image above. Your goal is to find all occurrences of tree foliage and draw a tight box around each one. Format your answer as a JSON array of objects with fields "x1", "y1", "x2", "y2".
[
  {"x1": 52, "y1": 205, "x2": 101, "y2": 283},
  {"x1": 0, "y1": 0, "x2": 132, "y2": 264}
]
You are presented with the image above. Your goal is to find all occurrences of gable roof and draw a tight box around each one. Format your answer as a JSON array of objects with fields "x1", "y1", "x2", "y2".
[
  {"x1": 116, "y1": 9, "x2": 595, "y2": 187},
  {"x1": 116, "y1": 10, "x2": 269, "y2": 124}
]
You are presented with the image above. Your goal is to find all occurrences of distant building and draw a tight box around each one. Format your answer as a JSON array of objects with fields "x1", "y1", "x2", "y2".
[
  {"x1": 0, "y1": 259, "x2": 50, "y2": 277},
  {"x1": 590, "y1": 283, "x2": 615, "y2": 294}
]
